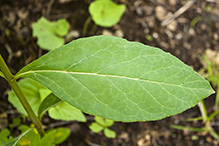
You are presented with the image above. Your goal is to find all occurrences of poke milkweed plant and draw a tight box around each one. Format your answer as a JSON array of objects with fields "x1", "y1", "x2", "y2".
[{"x1": 0, "y1": 35, "x2": 214, "y2": 145}]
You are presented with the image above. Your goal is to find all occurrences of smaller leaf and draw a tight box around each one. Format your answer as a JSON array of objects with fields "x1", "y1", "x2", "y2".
[
  {"x1": 5, "y1": 128, "x2": 34, "y2": 146},
  {"x1": 89, "y1": 123, "x2": 104, "y2": 133},
  {"x1": 47, "y1": 127, "x2": 70, "y2": 145},
  {"x1": 38, "y1": 93, "x2": 62, "y2": 120},
  {"x1": 12, "y1": 117, "x2": 21, "y2": 127},
  {"x1": 18, "y1": 125, "x2": 40, "y2": 144},
  {"x1": 95, "y1": 116, "x2": 114, "y2": 127},
  {"x1": 48, "y1": 102, "x2": 86, "y2": 122},
  {"x1": 0, "y1": 129, "x2": 14, "y2": 145},
  {"x1": 89, "y1": 0, "x2": 126, "y2": 27},
  {"x1": 0, "y1": 128, "x2": 10, "y2": 137},
  {"x1": 18, "y1": 135, "x2": 30, "y2": 146},
  {"x1": 40, "y1": 130, "x2": 56, "y2": 146},
  {"x1": 38, "y1": 88, "x2": 51, "y2": 100},
  {"x1": 103, "y1": 128, "x2": 116, "y2": 138},
  {"x1": 32, "y1": 16, "x2": 69, "y2": 50}
]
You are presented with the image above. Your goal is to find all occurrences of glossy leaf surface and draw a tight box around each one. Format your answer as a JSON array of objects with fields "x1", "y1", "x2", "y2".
[{"x1": 15, "y1": 35, "x2": 214, "y2": 122}]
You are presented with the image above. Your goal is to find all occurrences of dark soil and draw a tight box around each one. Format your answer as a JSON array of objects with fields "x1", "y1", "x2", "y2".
[{"x1": 1, "y1": 0, "x2": 219, "y2": 145}]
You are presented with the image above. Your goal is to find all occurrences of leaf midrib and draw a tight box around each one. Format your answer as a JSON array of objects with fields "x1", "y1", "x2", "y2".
[{"x1": 15, "y1": 70, "x2": 206, "y2": 90}]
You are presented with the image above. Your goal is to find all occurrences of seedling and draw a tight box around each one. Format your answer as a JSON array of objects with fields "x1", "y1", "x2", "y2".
[
  {"x1": 83, "y1": 0, "x2": 126, "y2": 36},
  {"x1": 89, "y1": 116, "x2": 116, "y2": 138},
  {"x1": 89, "y1": 0, "x2": 126, "y2": 27},
  {"x1": 0, "y1": 35, "x2": 214, "y2": 145},
  {"x1": 32, "y1": 16, "x2": 69, "y2": 50}
]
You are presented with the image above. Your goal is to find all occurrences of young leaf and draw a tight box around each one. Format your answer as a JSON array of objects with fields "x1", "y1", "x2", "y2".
[
  {"x1": 95, "y1": 116, "x2": 114, "y2": 127},
  {"x1": 89, "y1": 123, "x2": 104, "y2": 133},
  {"x1": 38, "y1": 93, "x2": 62, "y2": 120},
  {"x1": 0, "y1": 128, "x2": 14, "y2": 146},
  {"x1": 0, "y1": 128, "x2": 10, "y2": 137},
  {"x1": 39, "y1": 130, "x2": 56, "y2": 146},
  {"x1": 32, "y1": 16, "x2": 69, "y2": 50},
  {"x1": 48, "y1": 102, "x2": 86, "y2": 122},
  {"x1": 89, "y1": 0, "x2": 126, "y2": 27},
  {"x1": 18, "y1": 125, "x2": 40, "y2": 145},
  {"x1": 5, "y1": 128, "x2": 34, "y2": 146},
  {"x1": 47, "y1": 127, "x2": 71, "y2": 145},
  {"x1": 15, "y1": 35, "x2": 215, "y2": 122},
  {"x1": 103, "y1": 128, "x2": 116, "y2": 138}
]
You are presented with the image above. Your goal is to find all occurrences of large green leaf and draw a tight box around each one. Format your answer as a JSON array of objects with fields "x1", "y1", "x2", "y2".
[{"x1": 14, "y1": 35, "x2": 214, "y2": 122}]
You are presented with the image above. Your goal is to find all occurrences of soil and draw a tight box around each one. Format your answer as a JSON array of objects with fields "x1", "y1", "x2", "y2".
[{"x1": 1, "y1": 0, "x2": 219, "y2": 145}]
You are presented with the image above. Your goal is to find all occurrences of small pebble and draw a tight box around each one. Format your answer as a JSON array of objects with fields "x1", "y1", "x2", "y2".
[{"x1": 155, "y1": 6, "x2": 167, "y2": 21}]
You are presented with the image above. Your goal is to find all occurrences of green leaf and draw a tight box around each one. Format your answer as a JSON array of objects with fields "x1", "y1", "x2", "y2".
[
  {"x1": 95, "y1": 116, "x2": 114, "y2": 127},
  {"x1": 89, "y1": 123, "x2": 104, "y2": 133},
  {"x1": 48, "y1": 102, "x2": 86, "y2": 122},
  {"x1": 0, "y1": 128, "x2": 10, "y2": 137},
  {"x1": 32, "y1": 16, "x2": 69, "y2": 50},
  {"x1": 17, "y1": 125, "x2": 56, "y2": 146},
  {"x1": 18, "y1": 125, "x2": 40, "y2": 145},
  {"x1": 47, "y1": 127, "x2": 70, "y2": 145},
  {"x1": 0, "y1": 129, "x2": 14, "y2": 146},
  {"x1": 8, "y1": 78, "x2": 49, "y2": 117},
  {"x1": 5, "y1": 128, "x2": 34, "y2": 146},
  {"x1": 39, "y1": 130, "x2": 56, "y2": 146},
  {"x1": 15, "y1": 35, "x2": 215, "y2": 122},
  {"x1": 38, "y1": 93, "x2": 62, "y2": 120},
  {"x1": 103, "y1": 128, "x2": 116, "y2": 138},
  {"x1": 89, "y1": 0, "x2": 126, "y2": 27}
]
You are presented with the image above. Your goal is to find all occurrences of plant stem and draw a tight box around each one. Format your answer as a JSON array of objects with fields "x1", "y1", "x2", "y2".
[
  {"x1": 89, "y1": 24, "x2": 97, "y2": 36},
  {"x1": 214, "y1": 82, "x2": 219, "y2": 110},
  {"x1": 198, "y1": 100, "x2": 208, "y2": 122},
  {"x1": 205, "y1": 121, "x2": 219, "y2": 140},
  {"x1": 0, "y1": 55, "x2": 45, "y2": 137},
  {"x1": 82, "y1": 16, "x2": 91, "y2": 37}
]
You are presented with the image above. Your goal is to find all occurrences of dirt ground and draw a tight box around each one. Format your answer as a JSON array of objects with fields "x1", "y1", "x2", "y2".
[{"x1": 1, "y1": 0, "x2": 219, "y2": 145}]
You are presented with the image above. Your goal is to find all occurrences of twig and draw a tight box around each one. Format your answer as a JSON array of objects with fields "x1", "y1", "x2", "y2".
[{"x1": 161, "y1": 0, "x2": 197, "y2": 26}]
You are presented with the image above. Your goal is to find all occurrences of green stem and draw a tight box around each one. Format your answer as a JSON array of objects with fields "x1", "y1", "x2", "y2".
[
  {"x1": 82, "y1": 16, "x2": 91, "y2": 37},
  {"x1": 89, "y1": 24, "x2": 97, "y2": 36},
  {"x1": 206, "y1": 122, "x2": 219, "y2": 140},
  {"x1": 207, "y1": 110, "x2": 219, "y2": 123},
  {"x1": 0, "y1": 55, "x2": 45, "y2": 137},
  {"x1": 198, "y1": 100, "x2": 208, "y2": 122},
  {"x1": 215, "y1": 82, "x2": 219, "y2": 110}
]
